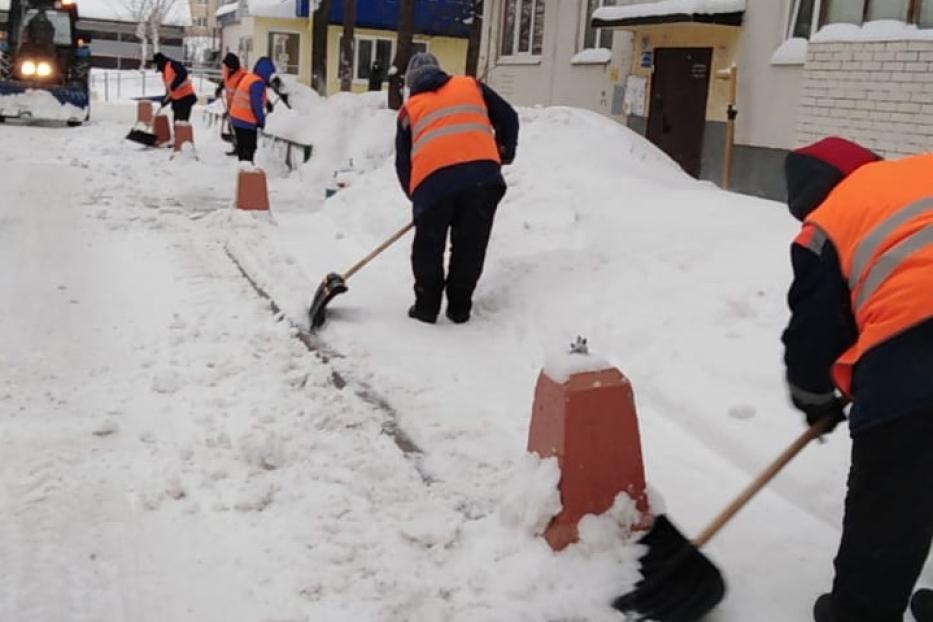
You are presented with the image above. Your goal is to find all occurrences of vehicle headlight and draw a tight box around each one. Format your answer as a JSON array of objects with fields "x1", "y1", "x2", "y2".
[
  {"x1": 37, "y1": 62, "x2": 52, "y2": 77},
  {"x1": 21, "y1": 60, "x2": 36, "y2": 76}
]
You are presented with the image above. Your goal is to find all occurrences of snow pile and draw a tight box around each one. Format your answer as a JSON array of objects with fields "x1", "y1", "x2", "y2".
[
  {"x1": 812, "y1": 19, "x2": 933, "y2": 42},
  {"x1": 248, "y1": 0, "x2": 295, "y2": 18},
  {"x1": 593, "y1": 0, "x2": 745, "y2": 23},
  {"x1": 0, "y1": 89, "x2": 86, "y2": 121},
  {"x1": 771, "y1": 37, "x2": 809, "y2": 65},
  {"x1": 571, "y1": 48, "x2": 613, "y2": 65}
]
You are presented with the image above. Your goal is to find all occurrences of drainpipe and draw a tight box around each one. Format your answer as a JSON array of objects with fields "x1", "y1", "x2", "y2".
[{"x1": 716, "y1": 62, "x2": 738, "y2": 190}]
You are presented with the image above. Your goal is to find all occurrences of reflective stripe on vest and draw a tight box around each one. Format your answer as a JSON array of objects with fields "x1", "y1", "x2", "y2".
[
  {"x1": 229, "y1": 73, "x2": 263, "y2": 125},
  {"x1": 163, "y1": 64, "x2": 195, "y2": 100},
  {"x1": 403, "y1": 76, "x2": 500, "y2": 193},
  {"x1": 805, "y1": 153, "x2": 933, "y2": 396}
]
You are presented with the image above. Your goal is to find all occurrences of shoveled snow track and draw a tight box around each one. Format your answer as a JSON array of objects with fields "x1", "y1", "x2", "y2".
[{"x1": 222, "y1": 241, "x2": 429, "y2": 479}]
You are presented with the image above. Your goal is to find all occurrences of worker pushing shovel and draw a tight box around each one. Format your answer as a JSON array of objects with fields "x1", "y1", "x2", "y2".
[{"x1": 307, "y1": 52, "x2": 518, "y2": 330}]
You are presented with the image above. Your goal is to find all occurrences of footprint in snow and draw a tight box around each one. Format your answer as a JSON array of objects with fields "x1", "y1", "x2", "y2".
[{"x1": 728, "y1": 404, "x2": 757, "y2": 420}]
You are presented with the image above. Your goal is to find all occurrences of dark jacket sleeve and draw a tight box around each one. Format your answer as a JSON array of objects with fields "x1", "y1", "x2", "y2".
[
  {"x1": 480, "y1": 82, "x2": 519, "y2": 164},
  {"x1": 250, "y1": 81, "x2": 266, "y2": 128},
  {"x1": 782, "y1": 224, "x2": 859, "y2": 406},
  {"x1": 395, "y1": 109, "x2": 413, "y2": 198},
  {"x1": 169, "y1": 61, "x2": 188, "y2": 92}
]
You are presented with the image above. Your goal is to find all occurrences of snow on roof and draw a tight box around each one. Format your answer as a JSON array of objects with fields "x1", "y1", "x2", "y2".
[
  {"x1": 0, "y1": 0, "x2": 192, "y2": 26},
  {"x1": 593, "y1": 0, "x2": 745, "y2": 23},
  {"x1": 215, "y1": 2, "x2": 237, "y2": 17},
  {"x1": 248, "y1": 0, "x2": 294, "y2": 18},
  {"x1": 811, "y1": 19, "x2": 933, "y2": 43}
]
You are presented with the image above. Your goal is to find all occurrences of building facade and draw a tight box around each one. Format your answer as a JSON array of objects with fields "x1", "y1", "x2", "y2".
[
  {"x1": 480, "y1": 0, "x2": 933, "y2": 201},
  {"x1": 216, "y1": 0, "x2": 470, "y2": 93}
]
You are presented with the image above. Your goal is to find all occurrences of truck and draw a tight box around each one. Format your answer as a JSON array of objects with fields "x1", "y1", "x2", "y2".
[{"x1": 0, "y1": 0, "x2": 90, "y2": 125}]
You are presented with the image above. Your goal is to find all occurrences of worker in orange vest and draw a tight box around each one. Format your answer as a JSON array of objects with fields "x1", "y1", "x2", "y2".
[
  {"x1": 395, "y1": 53, "x2": 519, "y2": 324},
  {"x1": 228, "y1": 57, "x2": 276, "y2": 164},
  {"x1": 214, "y1": 53, "x2": 247, "y2": 156},
  {"x1": 782, "y1": 136, "x2": 933, "y2": 622},
  {"x1": 152, "y1": 52, "x2": 196, "y2": 123}
]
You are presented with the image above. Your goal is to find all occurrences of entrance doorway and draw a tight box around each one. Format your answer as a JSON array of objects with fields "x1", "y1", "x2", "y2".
[{"x1": 646, "y1": 47, "x2": 713, "y2": 178}]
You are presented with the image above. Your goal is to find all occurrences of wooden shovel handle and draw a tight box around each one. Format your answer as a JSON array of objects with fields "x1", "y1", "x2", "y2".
[
  {"x1": 692, "y1": 417, "x2": 832, "y2": 548},
  {"x1": 342, "y1": 222, "x2": 414, "y2": 281}
]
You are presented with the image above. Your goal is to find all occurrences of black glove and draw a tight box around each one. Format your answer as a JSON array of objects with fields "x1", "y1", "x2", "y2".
[
  {"x1": 793, "y1": 395, "x2": 847, "y2": 435},
  {"x1": 265, "y1": 101, "x2": 274, "y2": 114},
  {"x1": 214, "y1": 83, "x2": 224, "y2": 98},
  {"x1": 161, "y1": 96, "x2": 171, "y2": 107},
  {"x1": 499, "y1": 143, "x2": 515, "y2": 165}
]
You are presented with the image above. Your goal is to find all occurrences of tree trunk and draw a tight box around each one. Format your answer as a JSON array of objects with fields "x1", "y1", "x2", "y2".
[
  {"x1": 387, "y1": 0, "x2": 415, "y2": 110},
  {"x1": 139, "y1": 36, "x2": 149, "y2": 68},
  {"x1": 465, "y1": 0, "x2": 483, "y2": 77},
  {"x1": 339, "y1": 0, "x2": 357, "y2": 91},
  {"x1": 311, "y1": 0, "x2": 333, "y2": 95},
  {"x1": 150, "y1": 20, "x2": 161, "y2": 55}
]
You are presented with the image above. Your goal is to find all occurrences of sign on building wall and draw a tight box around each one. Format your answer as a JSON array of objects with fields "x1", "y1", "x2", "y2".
[{"x1": 624, "y1": 74, "x2": 646, "y2": 116}]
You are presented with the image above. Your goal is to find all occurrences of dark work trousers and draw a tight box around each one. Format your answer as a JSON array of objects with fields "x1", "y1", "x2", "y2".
[
  {"x1": 410, "y1": 182, "x2": 504, "y2": 319},
  {"x1": 171, "y1": 94, "x2": 197, "y2": 122},
  {"x1": 830, "y1": 405, "x2": 933, "y2": 622},
  {"x1": 233, "y1": 126, "x2": 258, "y2": 163}
]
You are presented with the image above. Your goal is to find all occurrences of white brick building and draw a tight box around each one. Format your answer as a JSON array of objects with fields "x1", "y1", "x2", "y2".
[{"x1": 798, "y1": 38, "x2": 933, "y2": 158}]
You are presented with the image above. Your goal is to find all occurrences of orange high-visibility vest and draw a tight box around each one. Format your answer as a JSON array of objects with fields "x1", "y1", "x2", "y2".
[
  {"x1": 162, "y1": 63, "x2": 195, "y2": 100},
  {"x1": 402, "y1": 75, "x2": 500, "y2": 193},
  {"x1": 223, "y1": 66, "x2": 246, "y2": 110},
  {"x1": 805, "y1": 153, "x2": 933, "y2": 396},
  {"x1": 229, "y1": 73, "x2": 265, "y2": 125}
]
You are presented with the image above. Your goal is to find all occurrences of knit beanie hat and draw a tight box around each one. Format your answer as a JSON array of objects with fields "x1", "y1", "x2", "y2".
[
  {"x1": 785, "y1": 136, "x2": 880, "y2": 220},
  {"x1": 405, "y1": 52, "x2": 440, "y2": 89}
]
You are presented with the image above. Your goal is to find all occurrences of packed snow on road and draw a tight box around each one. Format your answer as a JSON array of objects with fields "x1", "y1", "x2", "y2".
[{"x1": 2, "y1": 91, "x2": 926, "y2": 621}]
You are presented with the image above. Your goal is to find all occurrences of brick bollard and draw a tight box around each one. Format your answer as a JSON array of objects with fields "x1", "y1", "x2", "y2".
[
  {"x1": 528, "y1": 338, "x2": 650, "y2": 551},
  {"x1": 152, "y1": 114, "x2": 171, "y2": 146},
  {"x1": 173, "y1": 121, "x2": 194, "y2": 152},
  {"x1": 236, "y1": 168, "x2": 270, "y2": 211},
  {"x1": 136, "y1": 100, "x2": 153, "y2": 124}
]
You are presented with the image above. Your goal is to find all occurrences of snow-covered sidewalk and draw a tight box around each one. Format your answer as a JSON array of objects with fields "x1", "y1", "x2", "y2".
[{"x1": 1, "y1": 98, "x2": 929, "y2": 621}]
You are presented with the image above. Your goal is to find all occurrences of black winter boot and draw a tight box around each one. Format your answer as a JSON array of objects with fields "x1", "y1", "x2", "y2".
[
  {"x1": 813, "y1": 593, "x2": 833, "y2": 622},
  {"x1": 913, "y1": 589, "x2": 933, "y2": 622},
  {"x1": 408, "y1": 305, "x2": 436, "y2": 324}
]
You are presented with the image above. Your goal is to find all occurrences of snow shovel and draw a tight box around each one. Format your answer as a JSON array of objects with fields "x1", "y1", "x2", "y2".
[
  {"x1": 125, "y1": 101, "x2": 168, "y2": 146},
  {"x1": 308, "y1": 222, "x2": 414, "y2": 329},
  {"x1": 613, "y1": 416, "x2": 835, "y2": 621}
]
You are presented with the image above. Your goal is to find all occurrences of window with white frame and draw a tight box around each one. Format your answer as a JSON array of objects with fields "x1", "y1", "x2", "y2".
[
  {"x1": 345, "y1": 37, "x2": 429, "y2": 82},
  {"x1": 500, "y1": 0, "x2": 546, "y2": 56},
  {"x1": 788, "y1": 0, "x2": 933, "y2": 38},
  {"x1": 582, "y1": 0, "x2": 614, "y2": 50}
]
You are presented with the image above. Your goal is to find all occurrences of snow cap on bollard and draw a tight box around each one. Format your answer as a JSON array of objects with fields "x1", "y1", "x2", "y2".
[
  {"x1": 528, "y1": 337, "x2": 650, "y2": 551},
  {"x1": 152, "y1": 114, "x2": 171, "y2": 146},
  {"x1": 236, "y1": 167, "x2": 270, "y2": 211},
  {"x1": 136, "y1": 100, "x2": 153, "y2": 124},
  {"x1": 173, "y1": 121, "x2": 194, "y2": 152}
]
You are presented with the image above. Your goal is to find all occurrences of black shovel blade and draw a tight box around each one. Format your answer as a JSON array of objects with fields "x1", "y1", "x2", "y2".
[
  {"x1": 613, "y1": 515, "x2": 726, "y2": 622},
  {"x1": 308, "y1": 272, "x2": 348, "y2": 329},
  {"x1": 125, "y1": 128, "x2": 158, "y2": 146}
]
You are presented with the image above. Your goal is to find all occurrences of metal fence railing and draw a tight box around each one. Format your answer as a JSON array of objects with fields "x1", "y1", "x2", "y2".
[
  {"x1": 202, "y1": 107, "x2": 314, "y2": 172},
  {"x1": 90, "y1": 69, "x2": 221, "y2": 102}
]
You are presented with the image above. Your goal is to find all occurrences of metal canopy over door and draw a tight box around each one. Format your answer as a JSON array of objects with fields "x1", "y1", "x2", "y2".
[{"x1": 646, "y1": 47, "x2": 713, "y2": 178}]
